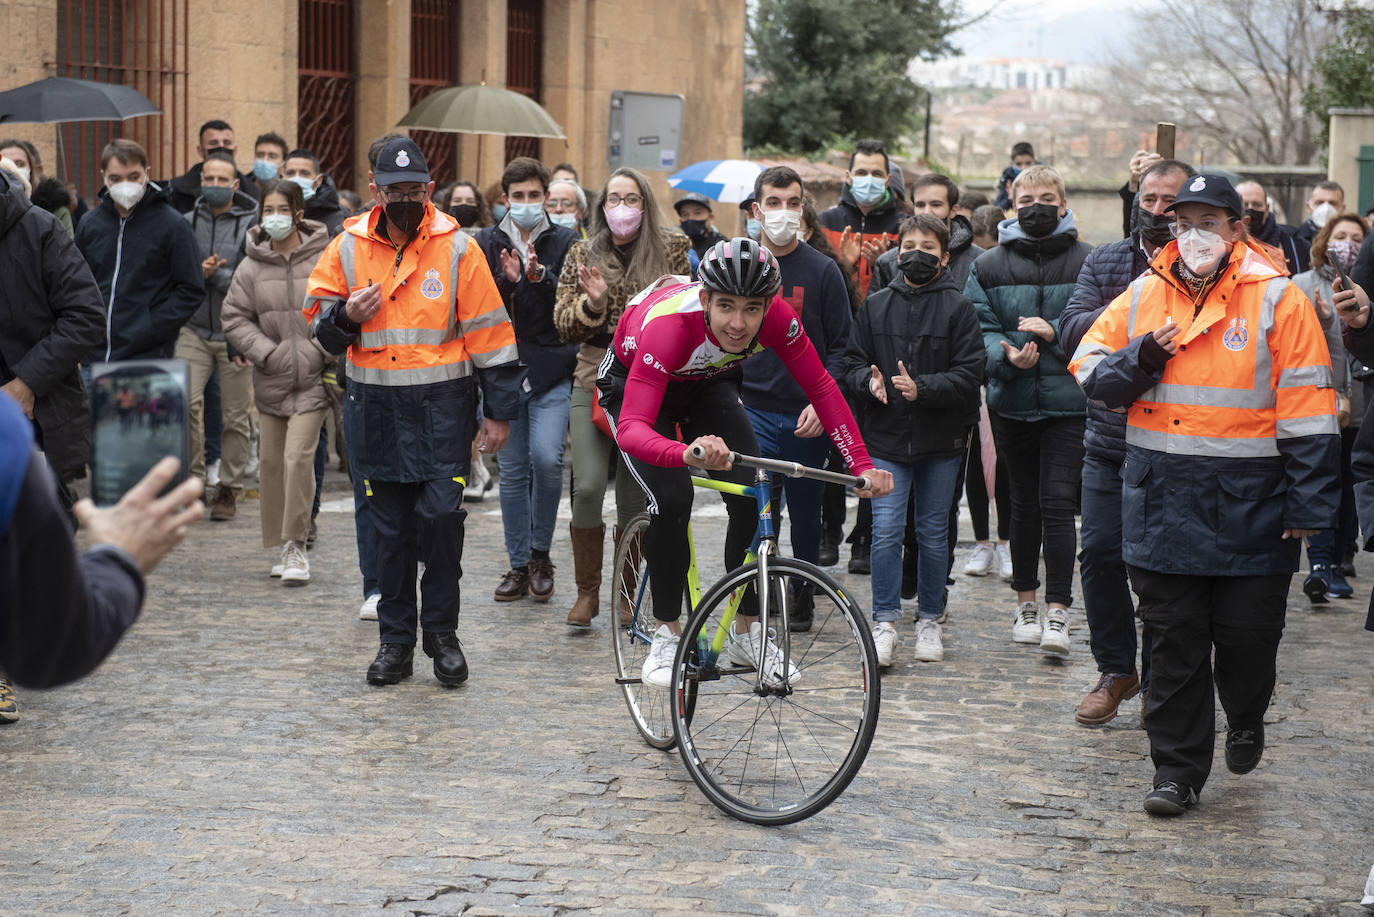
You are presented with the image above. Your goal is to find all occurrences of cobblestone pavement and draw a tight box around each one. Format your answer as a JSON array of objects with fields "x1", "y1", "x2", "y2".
[{"x1": 3, "y1": 467, "x2": 1373, "y2": 916}]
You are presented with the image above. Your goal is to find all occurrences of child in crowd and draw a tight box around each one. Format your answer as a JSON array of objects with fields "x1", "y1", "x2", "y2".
[{"x1": 994, "y1": 142, "x2": 1036, "y2": 209}]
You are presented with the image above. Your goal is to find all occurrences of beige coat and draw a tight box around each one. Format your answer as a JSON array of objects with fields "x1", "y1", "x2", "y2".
[{"x1": 222, "y1": 219, "x2": 333, "y2": 417}]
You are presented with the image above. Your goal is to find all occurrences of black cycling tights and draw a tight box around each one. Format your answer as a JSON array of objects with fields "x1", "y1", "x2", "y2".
[{"x1": 603, "y1": 373, "x2": 760, "y2": 623}]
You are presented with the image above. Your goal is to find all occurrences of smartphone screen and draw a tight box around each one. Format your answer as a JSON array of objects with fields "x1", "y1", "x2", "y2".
[{"x1": 89, "y1": 360, "x2": 191, "y2": 506}]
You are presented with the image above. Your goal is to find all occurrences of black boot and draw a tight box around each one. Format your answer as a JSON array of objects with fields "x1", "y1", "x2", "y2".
[
  {"x1": 423, "y1": 632, "x2": 469, "y2": 686},
  {"x1": 366, "y1": 643, "x2": 414, "y2": 686},
  {"x1": 787, "y1": 579, "x2": 815, "y2": 633},
  {"x1": 848, "y1": 538, "x2": 871, "y2": 575}
]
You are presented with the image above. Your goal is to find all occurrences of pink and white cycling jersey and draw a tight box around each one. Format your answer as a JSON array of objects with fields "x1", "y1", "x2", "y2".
[{"x1": 605, "y1": 276, "x2": 874, "y2": 472}]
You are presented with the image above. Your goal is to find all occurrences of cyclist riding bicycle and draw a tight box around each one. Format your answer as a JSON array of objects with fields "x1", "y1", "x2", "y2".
[{"x1": 597, "y1": 238, "x2": 894, "y2": 688}]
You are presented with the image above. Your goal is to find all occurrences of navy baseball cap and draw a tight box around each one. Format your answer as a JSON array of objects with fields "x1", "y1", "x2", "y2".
[
  {"x1": 674, "y1": 192, "x2": 714, "y2": 214},
  {"x1": 374, "y1": 138, "x2": 430, "y2": 186},
  {"x1": 1164, "y1": 173, "x2": 1243, "y2": 220}
]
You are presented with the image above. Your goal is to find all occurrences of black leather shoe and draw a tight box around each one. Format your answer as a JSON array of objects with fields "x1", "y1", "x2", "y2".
[
  {"x1": 423, "y1": 632, "x2": 469, "y2": 686},
  {"x1": 787, "y1": 580, "x2": 815, "y2": 633},
  {"x1": 848, "y1": 540, "x2": 870, "y2": 575},
  {"x1": 1143, "y1": 780, "x2": 1197, "y2": 816},
  {"x1": 366, "y1": 643, "x2": 414, "y2": 686},
  {"x1": 817, "y1": 534, "x2": 839, "y2": 568},
  {"x1": 1224, "y1": 723, "x2": 1264, "y2": 775}
]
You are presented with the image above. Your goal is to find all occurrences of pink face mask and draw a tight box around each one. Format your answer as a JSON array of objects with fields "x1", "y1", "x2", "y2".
[{"x1": 605, "y1": 203, "x2": 643, "y2": 237}]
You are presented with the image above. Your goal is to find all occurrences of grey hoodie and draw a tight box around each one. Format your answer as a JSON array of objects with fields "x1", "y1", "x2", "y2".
[{"x1": 184, "y1": 189, "x2": 259, "y2": 341}]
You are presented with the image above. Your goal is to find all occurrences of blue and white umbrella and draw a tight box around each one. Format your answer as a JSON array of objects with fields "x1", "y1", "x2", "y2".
[{"x1": 667, "y1": 159, "x2": 764, "y2": 204}]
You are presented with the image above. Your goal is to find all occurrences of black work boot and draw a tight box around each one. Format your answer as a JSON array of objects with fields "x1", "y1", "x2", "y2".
[
  {"x1": 366, "y1": 643, "x2": 414, "y2": 686},
  {"x1": 422, "y1": 632, "x2": 469, "y2": 687}
]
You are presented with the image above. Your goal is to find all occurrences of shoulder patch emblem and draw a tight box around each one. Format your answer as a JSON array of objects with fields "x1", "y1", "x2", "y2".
[{"x1": 420, "y1": 267, "x2": 444, "y2": 300}]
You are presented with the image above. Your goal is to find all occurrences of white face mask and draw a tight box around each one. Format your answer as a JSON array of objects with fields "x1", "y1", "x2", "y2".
[
  {"x1": 1311, "y1": 201, "x2": 1339, "y2": 229},
  {"x1": 761, "y1": 208, "x2": 800, "y2": 246},
  {"x1": 1176, "y1": 227, "x2": 1229, "y2": 275},
  {"x1": 108, "y1": 180, "x2": 146, "y2": 212},
  {"x1": 15, "y1": 166, "x2": 29, "y2": 183}
]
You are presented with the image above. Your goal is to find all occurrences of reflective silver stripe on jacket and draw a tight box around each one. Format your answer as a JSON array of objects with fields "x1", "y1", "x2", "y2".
[
  {"x1": 1145, "y1": 383, "x2": 1275, "y2": 410},
  {"x1": 338, "y1": 233, "x2": 358, "y2": 289},
  {"x1": 358, "y1": 327, "x2": 453, "y2": 347},
  {"x1": 1276, "y1": 413, "x2": 1340, "y2": 439},
  {"x1": 1277, "y1": 364, "x2": 1334, "y2": 389},
  {"x1": 471, "y1": 342, "x2": 521, "y2": 368},
  {"x1": 1126, "y1": 426, "x2": 1278, "y2": 458},
  {"x1": 347, "y1": 361, "x2": 474, "y2": 386}
]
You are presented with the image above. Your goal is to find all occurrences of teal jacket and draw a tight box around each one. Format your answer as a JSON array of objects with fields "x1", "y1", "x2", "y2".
[{"x1": 964, "y1": 213, "x2": 1092, "y2": 420}]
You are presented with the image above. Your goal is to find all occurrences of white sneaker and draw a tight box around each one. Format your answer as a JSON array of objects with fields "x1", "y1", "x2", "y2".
[
  {"x1": 872, "y1": 621, "x2": 898, "y2": 668},
  {"x1": 913, "y1": 618, "x2": 944, "y2": 662},
  {"x1": 963, "y1": 542, "x2": 995, "y2": 577},
  {"x1": 270, "y1": 559, "x2": 284, "y2": 578},
  {"x1": 996, "y1": 542, "x2": 1013, "y2": 581},
  {"x1": 359, "y1": 593, "x2": 380, "y2": 621},
  {"x1": 641, "y1": 625, "x2": 679, "y2": 690},
  {"x1": 465, "y1": 456, "x2": 493, "y2": 502},
  {"x1": 280, "y1": 540, "x2": 310, "y2": 585},
  {"x1": 1040, "y1": 607, "x2": 1070, "y2": 656},
  {"x1": 725, "y1": 621, "x2": 800, "y2": 685},
  {"x1": 205, "y1": 458, "x2": 222, "y2": 488},
  {"x1": 1012, "y1": 601, "x2": 1042, "y2": 644}
]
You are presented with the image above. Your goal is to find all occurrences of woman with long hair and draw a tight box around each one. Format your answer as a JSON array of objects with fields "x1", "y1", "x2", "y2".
[{"x1": 553, "y1": 167, "x2": 691, "y2": 627}]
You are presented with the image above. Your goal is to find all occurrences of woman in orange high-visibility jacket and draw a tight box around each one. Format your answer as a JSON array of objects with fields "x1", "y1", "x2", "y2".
[
  {"x1": 304, "y1": 139, "x2": 523, "y2": 689},
  {"x1": 1068, "y1": 173, "x2": 1339, "y2": 818}
]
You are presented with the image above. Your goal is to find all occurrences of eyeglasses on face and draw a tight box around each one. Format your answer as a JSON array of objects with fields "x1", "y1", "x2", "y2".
[{"x1": 606, "y1": 193, "x2": 642, "y2": 208}]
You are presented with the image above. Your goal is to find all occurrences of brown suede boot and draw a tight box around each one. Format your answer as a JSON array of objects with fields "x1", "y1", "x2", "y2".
[
  {"x1": 567, "y1": 524, "x2": 604, "y2": 627},
  {"x1": 614, "y1": 523, "x2": 643, "y2": 627}
]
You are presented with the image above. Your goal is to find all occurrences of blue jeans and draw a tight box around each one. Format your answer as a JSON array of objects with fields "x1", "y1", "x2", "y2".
[
  {"x1": 497, "y1": 382, "x2": 572, "y2": 567},
  {"x1": 745, "y1": 405, "x2": 832, "y2": 564},
  {"x1": 871, "y1": 454, "x2": 963, "y2": 622}
]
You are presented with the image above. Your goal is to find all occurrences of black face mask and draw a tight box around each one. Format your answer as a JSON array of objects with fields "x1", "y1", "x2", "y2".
[
  {"x1": 1137, "y1": 209, "x2": 1175, "y2": 247},
  {"x1": 680, "y1": 219, "x2": 709, "y2": 240},
  {"x1": 898, "y1": 249, "x2": 942, "y2": 286},
  {"x1": 385, "y1": 200, "x2": 426, "y2": 237},
  {"x1": 449, "y1": 203, "x2": 480, "y2": 227},
  {"x1": 1017, "y1": 203, "x2": 1060, "y2": 239},
  {"x1": 1245, "y1": 208, "x2": 1266, "y2": 234}
]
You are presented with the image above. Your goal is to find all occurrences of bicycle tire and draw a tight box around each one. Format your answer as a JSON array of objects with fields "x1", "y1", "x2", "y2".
[
  {"x1": 670, "y1": 557, "x2": 880, "y2": 825},
  {"x1": 611, "y1": 513, "x2": 683, "y2": 749}
]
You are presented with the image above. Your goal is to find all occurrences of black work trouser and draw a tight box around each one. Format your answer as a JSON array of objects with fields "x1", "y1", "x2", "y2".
[
  {"x1": 369, "y1": 477, "x2": 467, "y2": 645},
  {"x1": 1128, "y1": 566, "x2": 1289, "y2": 794}
]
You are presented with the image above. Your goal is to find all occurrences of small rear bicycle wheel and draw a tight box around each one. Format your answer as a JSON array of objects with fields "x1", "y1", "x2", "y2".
[
  {"x1": 611, "y1": 513, "x2": 677, "y2": 749},
  {"x1": 671, "y1": 557, "x2": 880, "y2": 825}
]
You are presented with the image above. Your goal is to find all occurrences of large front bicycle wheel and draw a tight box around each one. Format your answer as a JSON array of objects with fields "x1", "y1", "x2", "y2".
[
  {"x1": 611, "y1": 513, "x2": 676, "y2": 749},
  {"x1": 670, "y1": 557, "x2": 880, "y2": 825}
]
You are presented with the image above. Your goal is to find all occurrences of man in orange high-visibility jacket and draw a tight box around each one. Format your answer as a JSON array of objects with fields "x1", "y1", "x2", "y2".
[
  {"x1": 305, "y1": 138, "x2": 523, "y2": 689},
  {"x1": 1070, "y1": 173, "x2": 1339, "y2": 819}
]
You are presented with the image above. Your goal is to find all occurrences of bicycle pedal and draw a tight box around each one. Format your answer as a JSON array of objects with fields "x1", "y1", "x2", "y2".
[{"x1": 614, "y1": 676, "x2": 643, "y2": 686}]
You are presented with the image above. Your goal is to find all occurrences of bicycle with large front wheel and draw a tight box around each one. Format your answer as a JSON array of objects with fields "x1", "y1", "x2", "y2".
[{"x1": 613, "y1": 451, "x2": 881, "y2": 825}]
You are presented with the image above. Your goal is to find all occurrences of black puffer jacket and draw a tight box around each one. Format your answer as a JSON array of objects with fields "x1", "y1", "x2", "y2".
[
  {"x1": 74, "y1": 182, "x2": 205, "y2": 364},
  {"x1": 304, "y1": 174, "x2": 348, "y2": 237},
  {"x1": 0, "y1": 171, "x2": 105, "y2": 479},
  {"x1": 841, "y1": 269, "x2": 984, "y2": 462},
  {"x1": 1060, "y1": 235, "x2": 1151, "y2": 465}
]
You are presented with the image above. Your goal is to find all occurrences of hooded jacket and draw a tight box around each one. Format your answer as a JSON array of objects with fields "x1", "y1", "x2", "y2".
[
  {"x1": 0, "y1": 171, "x2": 105, "y2": 479},
  {"x1": 1060, "y1": 234, "x2": 1153, "y2": 465},
  {"x1": 303, "y1": 174, "x2": 348, "y2": 237},
  {"x1": 842, "y1": 268, "x2": 984, "y2": 462},
  {"x1": 965, "y1": 212, "x2": 1093, "y2": 420},
  {"x1": 166, "y1": 161, "x2": 260, "y2": 214},
  {"x1": 222, "y1": 220, "x2": 333, "y2": 417},
  {"x1": 185, "y1": 189, "x2": 259, "y2": 342},
  {"x1": 818, "y1": 184, "x2": 905, "y2": 301},
  {"x1": 74, "y1": 181, "x2": 206, "y2": 364},
  {"x1": 871, "y1": 213, "x2": 984, "y2": 296}
]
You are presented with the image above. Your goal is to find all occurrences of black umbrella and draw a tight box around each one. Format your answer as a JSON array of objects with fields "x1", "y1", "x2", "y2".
[
  {"x1": 0, "y1": 77, "x2": 161, "y2": 180},
  {"x1": 0, "y1": 77, "x2": 160, "y2": 124}
]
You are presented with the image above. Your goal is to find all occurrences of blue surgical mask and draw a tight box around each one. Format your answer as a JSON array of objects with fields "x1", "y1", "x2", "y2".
[
  {"x1": 851, "y1": 175, "x2": 886, "y2": 206},
  {"x1": 746, "y1": 218, "x2": 762, "y2": 240},
  {"x1": 290, "y1": 175, "x2": 316, "y2": 202},
  {"x1": 509, "y1": 201, "x2": 546, "y2": 230},
  {"x1": 549, "y1": 212, "x2": 579, "y2": 229},
  {"x1": 492, "y1": 202, "x2": 509, "y2": 223},
  {"x1": 252, "y1": 159, "x2": 279, "y2": 181}
]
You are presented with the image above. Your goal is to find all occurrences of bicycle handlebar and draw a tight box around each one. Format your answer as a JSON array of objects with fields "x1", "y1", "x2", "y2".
[{"x1": 689, "y1": 445, "x2": 871, "y2": 490}]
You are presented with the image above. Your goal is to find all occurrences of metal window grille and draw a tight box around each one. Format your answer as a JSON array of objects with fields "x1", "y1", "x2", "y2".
[
  {"x1": 410, "y1": 0, "x2": 458, "y2": 186},
  {"x1": 504, "y1": 0, "x2": 542, "y2": 163},
  {"x1": 56, "y1": 0, "x2": 190, "y2": 199},
  {"x1": 299, "y1": 0, "x2": 357, "y2": 191}
]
